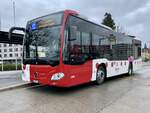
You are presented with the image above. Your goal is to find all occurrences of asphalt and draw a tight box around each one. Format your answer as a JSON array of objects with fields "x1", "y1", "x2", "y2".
[{"x1": 0, "y1": 63, "x2": 149, "y2": 113}]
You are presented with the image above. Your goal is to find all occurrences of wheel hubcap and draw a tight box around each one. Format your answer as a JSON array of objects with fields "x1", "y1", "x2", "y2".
[{"x1": 97, "y1": 70, "x2": 105, "y2": 82}]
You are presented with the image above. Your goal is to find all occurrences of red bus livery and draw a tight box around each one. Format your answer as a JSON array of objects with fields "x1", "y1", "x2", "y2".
[{"x1": 9, "y1": 10, "x2": 142, "y2": 87}]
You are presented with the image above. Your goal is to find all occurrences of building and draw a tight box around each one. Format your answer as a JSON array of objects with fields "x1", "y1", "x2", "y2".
[
  {"x1": 141, "y1": 43, "x2": 150, "y2": 61},
  {"x1": 0, "y1": 43, "x2": 23, "y2": 64},
  {"x1": 0, "y1": 31, "x2": 23, "y2": 64}
]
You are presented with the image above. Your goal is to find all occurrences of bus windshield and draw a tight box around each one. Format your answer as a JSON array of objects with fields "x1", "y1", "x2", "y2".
[{"x1": 23, "y1": 13, "x2": 63, "y2": 66}]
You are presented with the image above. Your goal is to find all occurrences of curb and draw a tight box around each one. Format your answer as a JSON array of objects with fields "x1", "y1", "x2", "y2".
[{"x1": 0, "y1": 82, "x2": 31, "y2": 92}]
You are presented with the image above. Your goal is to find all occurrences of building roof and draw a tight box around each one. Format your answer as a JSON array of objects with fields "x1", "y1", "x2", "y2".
[{"x1": 0, "y1": 31, "x2": 23, "y2": 45}]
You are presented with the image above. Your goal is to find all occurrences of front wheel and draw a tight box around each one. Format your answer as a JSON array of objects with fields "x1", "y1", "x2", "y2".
[{"x1": 96, "y1": 66, "x2": 106, "y2": 85}]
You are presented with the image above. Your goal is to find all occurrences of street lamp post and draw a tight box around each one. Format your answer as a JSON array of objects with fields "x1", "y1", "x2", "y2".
[
  {"x1": 15, "y1": 58, "x2": 17, "y2": 70},
  {"x1": 12, "y1": 0, "x2": 16, "y2": 26},
  {"x1": 2, "y1": 56, "x2": 3, "y2": 71},
  {"x1": 0, "y1": 14, "x2": 1, "y2": 31},
  {"x1": 148, "y1": 41, "x2": 150, "y2": 61}
]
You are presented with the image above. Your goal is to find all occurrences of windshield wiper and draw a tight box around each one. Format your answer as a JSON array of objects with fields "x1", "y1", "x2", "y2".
[
  {"x1": 36, "y1": 58, "x2": 59, "y2": 66},
  {"x1": 23, "y1": 58, "x2": 59, "y2": 66},
  {"x1": 23, "y1": 58, "x2": 36, "y2": 65}
]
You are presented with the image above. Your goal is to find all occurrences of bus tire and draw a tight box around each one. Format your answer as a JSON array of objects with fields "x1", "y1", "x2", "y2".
[
  {"x1": 128, "y1": 63, "x2": 133, "y2": 76},
  {"x1": 96, "y1": 66, "x2": 106, "y2": 85}
]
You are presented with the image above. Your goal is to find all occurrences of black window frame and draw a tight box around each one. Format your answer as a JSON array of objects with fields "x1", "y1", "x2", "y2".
[{"x1": 63, "y1": 14, "x2": 133, "y2": 63}]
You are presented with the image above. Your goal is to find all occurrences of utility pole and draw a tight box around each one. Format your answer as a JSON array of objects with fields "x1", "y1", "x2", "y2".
[
  {"x1": 12, "y1": 1, "x2": 16, "y2": 26},
  {"x1": 13, "y1": 1, "x2": 16, "y2": 26},
  {"x1": 148, "y1": 41, "x2": 150, "y2": 61},
  {"x1": 12, "y1": 0, "x2": 18, "y2": 70},
  {"x1": 0, "y1": 12, "x2": 2, "y2": 71},
  {"x1": 116, "y1": 26, "x2": 119, "y2": 32},
  {"x1": 0, "y1": 13, "x2": 1, "y2": 30},
  {"x1": 2, "y1": 55, "x2": 3, "y2": 71}
]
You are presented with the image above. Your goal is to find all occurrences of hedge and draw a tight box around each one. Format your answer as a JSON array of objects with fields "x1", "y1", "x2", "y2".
[{"x1": 0, "y1": 64, "x2": 22, "y2": 71}]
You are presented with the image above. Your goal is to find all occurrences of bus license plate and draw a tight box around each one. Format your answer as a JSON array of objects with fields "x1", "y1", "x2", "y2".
[{"x1": 33, "y1": 80, "x2": 38, "y2": 83}]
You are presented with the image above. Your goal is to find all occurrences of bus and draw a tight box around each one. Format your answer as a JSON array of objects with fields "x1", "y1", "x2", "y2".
[{"x1": 9, "y1": 10, "x2": 142, "y2": 87}]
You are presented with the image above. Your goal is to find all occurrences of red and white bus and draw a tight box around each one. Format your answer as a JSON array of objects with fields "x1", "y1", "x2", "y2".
[{"x1": 9, "y1": 10, "x2": 142, "y2": 87}]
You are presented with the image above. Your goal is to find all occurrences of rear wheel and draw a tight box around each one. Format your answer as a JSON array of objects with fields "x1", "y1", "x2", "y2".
[{"x1": 96, "y1": 66, "x2": 106, "y2": 85}]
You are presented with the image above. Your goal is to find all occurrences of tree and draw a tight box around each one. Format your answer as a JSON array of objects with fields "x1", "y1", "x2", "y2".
[{"x1": 102, "y1": 13, "x2": 116, "y2": 30}]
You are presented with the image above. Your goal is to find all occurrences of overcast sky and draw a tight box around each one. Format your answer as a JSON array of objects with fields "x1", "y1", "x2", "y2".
[{"x1": 0, "y1": 0, "x2": 150, "y2": 45}]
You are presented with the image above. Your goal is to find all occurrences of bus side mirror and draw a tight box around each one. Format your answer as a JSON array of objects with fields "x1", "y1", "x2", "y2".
[
  {"x1": 9, "y1": 27, "x2": 26, "y2": 41},
  {"x1": 68, "y1": 26, "x2": 77, "y2": 41}
]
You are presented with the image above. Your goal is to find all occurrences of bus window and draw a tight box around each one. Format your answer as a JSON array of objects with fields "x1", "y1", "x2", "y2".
[
  {"x1": 81, "y1": 32, "x2": 90, "y2": 59},
  {"x1": 91, "y1": 34, "x2": 102, "y2": 59},
  {"x1": 63, "y1": 15, "x2": 92, "y2": 64}
]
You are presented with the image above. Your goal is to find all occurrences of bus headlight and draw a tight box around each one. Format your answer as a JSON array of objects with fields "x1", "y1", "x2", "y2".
[{"x1": 51, "y1": 73, "x2": 64, "y2": 80}]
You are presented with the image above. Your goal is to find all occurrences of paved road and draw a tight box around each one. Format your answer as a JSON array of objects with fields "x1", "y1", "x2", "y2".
[
  {"x1": 0, "y1": 65, "x2": 150, "y2": 113},
  {"x1": 0, "y1": 71, "x2": 23, "y2": 88}
]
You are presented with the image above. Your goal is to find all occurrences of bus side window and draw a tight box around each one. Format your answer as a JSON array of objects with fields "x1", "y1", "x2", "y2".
[
  {"x1": 81, "y1": 32, "x2": 91, "y2": 60},
  {"x1": 70, "y1": 31, "x2": 81, "y2": 55},
  {"x1": 100, "y1": 38, "x2": 111, "y2": 60},
  {"x1": 63, "y1": 29, "x2": 69, "y2": 62},
  {"x1": 69, "y1": 31, "x2": 86, "y2": 64},
  {"x1": 91, "y1": 34, "x2": 102, "y2": 59}
]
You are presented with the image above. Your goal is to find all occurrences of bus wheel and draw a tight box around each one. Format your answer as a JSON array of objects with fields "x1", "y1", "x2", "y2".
[
  {"x1": 128, "y1": 63, "x2": 133, "y2": 76},
  {"x1": 96, "y1": 66, "x2": 105, "y2": 85}
]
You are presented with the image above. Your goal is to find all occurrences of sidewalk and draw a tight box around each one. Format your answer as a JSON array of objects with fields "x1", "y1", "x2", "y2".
[
  {"x1": 142, "y1": 62, "x2": 150, "y2": 66},
  {"x1": 0, "y1": 70, "x2": 29, "y2": 91}
]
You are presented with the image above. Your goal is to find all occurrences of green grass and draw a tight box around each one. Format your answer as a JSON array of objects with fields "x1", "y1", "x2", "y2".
[
  {"x1": 0, "y1": 64, "x2": 22, "y2": 71},
  {"x1": 143, "y1": 58, "x2": 150, "y2": 62}
]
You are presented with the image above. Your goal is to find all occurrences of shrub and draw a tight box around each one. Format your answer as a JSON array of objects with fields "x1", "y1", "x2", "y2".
[
  {"x1": 0, "y1": 64, "x2": 22, "y2": 71},
  {"x1": 143, "y1": 58, "x2": 149, "y2": 62}
]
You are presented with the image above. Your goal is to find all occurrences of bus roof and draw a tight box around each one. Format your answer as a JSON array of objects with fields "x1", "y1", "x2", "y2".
[
  {"x1": 27, "y1": 9, "x2": 140, "y2": 42},
  {"x1": 75, "y1": 12, "x2": 113, "y2": 31},
  {"x1": 28, "y1": 9, "x2": 112, "y2": 32}
]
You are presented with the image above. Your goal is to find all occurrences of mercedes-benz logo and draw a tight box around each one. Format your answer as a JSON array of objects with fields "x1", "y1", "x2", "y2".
[{"x1": 34, "y1": 72, "x2": 38, "y2": 78}]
